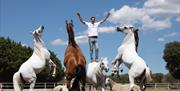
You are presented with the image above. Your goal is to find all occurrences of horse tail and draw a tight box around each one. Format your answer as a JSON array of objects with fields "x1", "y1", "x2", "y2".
[
  {"x1": 145, "y1": 67, "x2": 152, "y2": 82},
  {"x1": 74, "y1": 64, "x2": 86, "y2": 79},
  {"x1": 13, "y1": 72, "x2": 23, "y2": 91}
]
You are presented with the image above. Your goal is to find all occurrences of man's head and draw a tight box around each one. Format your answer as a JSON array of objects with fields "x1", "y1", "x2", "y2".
[{"x1": 90, "y1": 16, "x2": 96, "y2": 23}]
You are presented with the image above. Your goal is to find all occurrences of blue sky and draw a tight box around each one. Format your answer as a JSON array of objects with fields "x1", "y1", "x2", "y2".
[{"x1": 0, "y1": 0, "x2": 180, "y2": 74}]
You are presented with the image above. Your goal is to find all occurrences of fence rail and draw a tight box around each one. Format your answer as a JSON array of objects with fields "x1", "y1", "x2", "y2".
[
  {"x1": 1, "y1": 82, "x2": 180, "y2": 90},
  {"x1": 146, "y1": 83, "x2": 180, "y2": 89}
]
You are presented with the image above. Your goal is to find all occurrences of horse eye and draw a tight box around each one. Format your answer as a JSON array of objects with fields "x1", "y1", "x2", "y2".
[
  {"x1": 124, "y1": 27, "x2": 128, "y2": 29},
  {"x1": 101, "y1": 63, "x2": 104, "y2": 65}
]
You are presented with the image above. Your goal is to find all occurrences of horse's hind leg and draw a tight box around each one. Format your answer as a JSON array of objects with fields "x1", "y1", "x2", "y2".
[
  {"x1": 72, "y1": 78, "x2": 80, "y2": 91},
  {"x1": 128, "y1": 75, "x2": 135, "y2": 91},
  {"x1": 81, "y1": 79, "x2": 86, "y2": 91},
  {"x1": 142, "y1": 78, "x2": 146, "y2": 91},
  {"x1": 81, "y1": 74, "x2": 86, "y2": 91}
]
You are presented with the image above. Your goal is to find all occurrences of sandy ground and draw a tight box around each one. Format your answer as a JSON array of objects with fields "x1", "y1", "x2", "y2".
[{"x1": 1, "y1": 88, "x2": 180, "y2": 91}]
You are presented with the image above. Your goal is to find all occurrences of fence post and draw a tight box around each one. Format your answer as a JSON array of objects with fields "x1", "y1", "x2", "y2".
[
  {"x1": 44, "y1": 83, "x2": 46, "y2": 91},
  {"x1": 54, "y1": 83, "x2": 56, "y2": 88},
  {"x1": 155, "y1": 83, "x2": 156, "y2": 89},
  {"x1": 168, "y1": 83, "x2": 169, "y2": 89}
]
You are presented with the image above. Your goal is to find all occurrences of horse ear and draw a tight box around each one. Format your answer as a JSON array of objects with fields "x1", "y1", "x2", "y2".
[
  {"x1": 134, "y1": 28, "x2": 139, "y2": 32},
  {"x1": 100, "y1": 57, "x2": 103, "y2": 61},
  {"x1": 71, "y1": 20, "x2": 74, "y2": 27},
  {"x1": 65, "y1": 20, "x2": 68, "y2": 25},
  {"x1": 71, "y1": 20, "x2": 73, "y2": 23},
  {"x1": 40, "y1": 25, "x2": 44, "y2": 30}
]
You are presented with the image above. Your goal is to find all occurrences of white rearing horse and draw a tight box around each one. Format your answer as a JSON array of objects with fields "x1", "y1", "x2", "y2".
[
  {"x1": 86, "y1": 57, "x2": 109, "y2": 91},
  {"x1": 13, "y1": 25, "x2": 56, "y2": 91},
  {"x1": 111, "y1": 25, "x2": 152, "y2": 91}
]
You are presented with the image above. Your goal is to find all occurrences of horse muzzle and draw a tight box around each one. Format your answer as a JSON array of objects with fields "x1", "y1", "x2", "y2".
[
  {"x1": 117, "y1": 27, "x2": 122, "y2": 32},
  {"x1": 105, "y1": 68, "x2": 109, "y2": 72}
]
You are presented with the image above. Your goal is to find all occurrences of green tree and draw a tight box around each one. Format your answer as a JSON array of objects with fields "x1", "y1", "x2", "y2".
[
  {"x1": 151, "y1": 73, "x2": 163, "y2": 83},
  {"x1": 0, "y1": 37, "x2": 64, "y2": 82},
  {"x1": 109, "y1": 74, "x2": 129, "y2": 83},
  {"x1": 162, "y1": 73, "x2": 178, "y2": 83},
  {"x1": 163, "y1": 41, "x2": 180, "y2": 79}
]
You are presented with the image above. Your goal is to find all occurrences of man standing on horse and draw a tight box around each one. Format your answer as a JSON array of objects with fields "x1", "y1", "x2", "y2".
[{"x1": 77, "y1": 12, "x2": 110, "y2": 61}]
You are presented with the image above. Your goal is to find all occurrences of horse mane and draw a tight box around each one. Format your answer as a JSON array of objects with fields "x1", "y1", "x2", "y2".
[
  {"x1": 66, "y1": 20, "x2": 76, "y2": 46},
  {"x1": 133, "y1": 29, "x2": 139, "y2": 52}
]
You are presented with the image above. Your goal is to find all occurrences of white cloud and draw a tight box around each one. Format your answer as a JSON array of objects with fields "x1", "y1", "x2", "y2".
[
  {"x1": 50, "y1": 35, "x2": 88, "y2": 46},
  {"x1": 75, "y1": 35, "x2": 88, "y2": 44},
  {"x1": 157, "y1": 37, "x2": 165, "y2": 42},
  {"x1": 99, "y1": 26, "x2": 116, "y2": 33},
  {"x1": 109, "y1": 5, "x2": 145, "y2": 25},
  {"x1": 21, "y1": 43, "x2": 29, "y2": 47},
  {"x1": 164, "y1": 32, "x2": 179, "y2": 37},
  {"x1": 157, "y1": 32, "x2": 179, "y2": 42},
  {"x1": 142, "y1": 17, "x2": 171, "y2": 31},
  {"x1": 50, "y1": 38, "x2": 67, "y2": 46},
  {"x1": 108, "y1": 0, "x2": 180, "y2": 31},
  {"x1": 144, "y1": 0, "x2": 180, "y2": 18}
]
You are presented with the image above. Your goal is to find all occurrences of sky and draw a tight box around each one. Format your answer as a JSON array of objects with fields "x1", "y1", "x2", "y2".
[{"x1": 0, "y1": 0, "x2": 180, "y2": 74}]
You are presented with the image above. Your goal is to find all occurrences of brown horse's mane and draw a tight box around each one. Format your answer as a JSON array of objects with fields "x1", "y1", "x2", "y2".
[
  {"x1": 133, "y1": 29, "x2": 139, "y2": 52},
  {"x1": 66, "y1": 20, "x2": 77, "y2": 46}
]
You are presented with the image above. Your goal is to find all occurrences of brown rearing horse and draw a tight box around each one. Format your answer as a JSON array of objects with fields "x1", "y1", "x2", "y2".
[{"x1": 64, "y1": 20, "x2": 86, "y2": 91}]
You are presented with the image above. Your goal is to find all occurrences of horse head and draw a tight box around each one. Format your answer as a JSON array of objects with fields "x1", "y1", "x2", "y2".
[
  {"x1": 66, "y1": 20, "x2": 74, "y2": 35},
  {"x1": 111, "y1": 60, "x2": 124, "y2": 77},
  {"x1": 117, "y1": 25, "x2": 139, "y2": 52},
  {"x1": 32, "y1": 25, "x2": 44, "y2": 42},
  {"x1": 111, "y1": 63, "x2": 119, "y2": 76},
  {"x1": 100, "y1": 57, "x2": 109, "y2": 72},
  {"x1": 117, "y1": 25, "x2": 134, "y2": 33},
  {"x1": 105, "y1": 77, "x2": 110, "y2": 85},
  {"x1": 66, "y1": 20, "x2": 75, "y2": 44}
]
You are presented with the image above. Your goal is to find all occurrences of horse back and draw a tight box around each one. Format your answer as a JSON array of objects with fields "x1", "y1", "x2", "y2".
[
  {"x1": 64, "y1": 45, "x2": 86, "y2": 73},
  {"x1": 64, "y1": 45, "x2": 86, "y2": 65}
]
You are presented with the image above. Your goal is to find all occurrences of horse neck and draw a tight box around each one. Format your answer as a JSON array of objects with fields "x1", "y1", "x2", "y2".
[
  {"x1": 33, "y1": 37, "x2": 46, "y2": 53},
  {"x1": 67, "y1": 29, "x2": 76, "y2": 46},
  {"x1": 122, "y1": 32, "x2": 135, "y2": 49},
  {"x1": 109, "y1": 79, "x2": 116, "y2": 88},
  {"x1": 96, "y1": 62, "x2": 104, "y2": 76}
]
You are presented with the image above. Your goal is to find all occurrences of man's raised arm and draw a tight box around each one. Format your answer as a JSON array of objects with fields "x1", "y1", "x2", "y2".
[
  {"x1": 99, "y1": 12, "x2": 110, "y2": 24},
  {"x1": 77, "y1": 12, "x2": 86, "y2": 25}
]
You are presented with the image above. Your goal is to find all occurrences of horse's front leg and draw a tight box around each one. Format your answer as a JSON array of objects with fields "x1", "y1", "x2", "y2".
[
  {"x1": 48, "y1": 59, "x2": 56, "y2": 77},
  {"x1": 29, "y1": 77, "x2": 36, "y2": 91},
  {"x1": 112, "y1": 53, "x2": 123, "y2": 68},
  {"x1": 112, "y1": 54, "x2": 123, "y2": 76}
]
